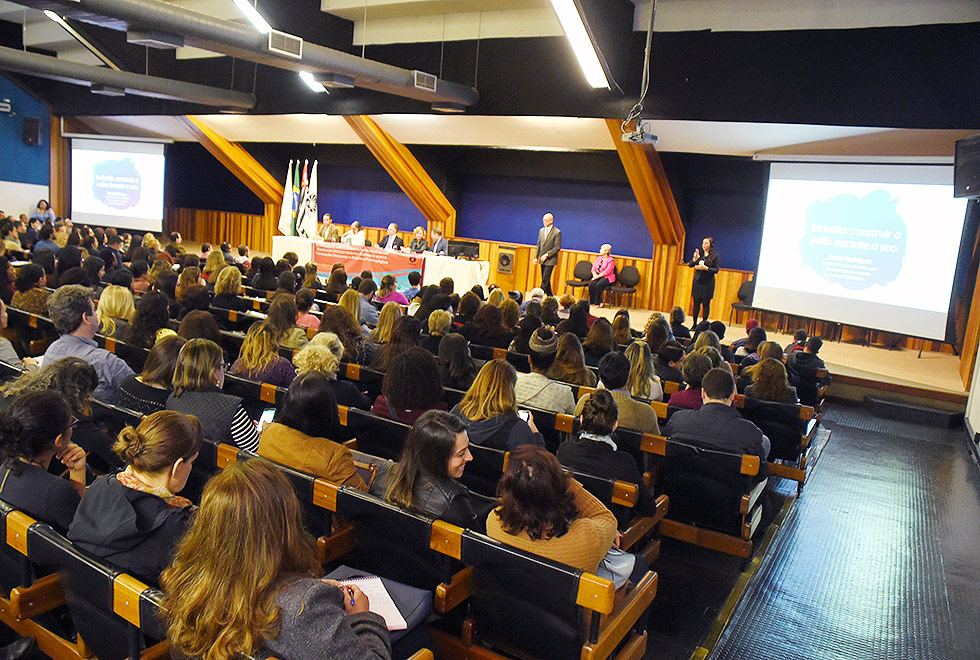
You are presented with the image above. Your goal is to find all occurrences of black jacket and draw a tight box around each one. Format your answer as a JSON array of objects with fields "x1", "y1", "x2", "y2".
[
  {"x1": 450, "y1": 407, "x2": 544, "y2": 452},
  {"x1": 370, "y1": 461, "x2": 485, "y2": 531},
  {"x1": 68, "y1": 473, "x2": 193, "y2": 585},
  {"x1": 663, "y1": 403, "x2": 769, "y2": 481},
  {"x1": 784, "y1": 351, "x2": 831, "y2": 406}
]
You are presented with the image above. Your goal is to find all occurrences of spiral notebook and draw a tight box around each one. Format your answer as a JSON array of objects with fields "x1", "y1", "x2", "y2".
[{"x1": 335, "y1": 576, "x2": 407, "y2": 631}]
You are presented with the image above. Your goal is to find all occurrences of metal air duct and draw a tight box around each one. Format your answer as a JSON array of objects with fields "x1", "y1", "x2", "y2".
[
  {"x1": 12, "y1": 0, "x2": 480, "y2": 107},
  {"x1": 0, "y1": 45, "x2": 256, "y2": 109}
]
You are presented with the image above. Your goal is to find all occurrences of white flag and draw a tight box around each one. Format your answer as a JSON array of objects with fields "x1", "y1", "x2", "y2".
[
  {"x1": 277, "y1": 159, "x2": 294, "y2": 235},
  {"x1": 298, "y1": 160, "x2": 319, "y2": 238}
]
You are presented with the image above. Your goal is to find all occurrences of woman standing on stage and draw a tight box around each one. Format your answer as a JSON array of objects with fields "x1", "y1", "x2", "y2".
[{"x1": 688, "y1": 237, "x2": 719, "y2": 328}]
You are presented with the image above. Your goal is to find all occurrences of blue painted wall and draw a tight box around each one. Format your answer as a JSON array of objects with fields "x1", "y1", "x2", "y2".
[
  {"x1": 315, "y1": 164, "x2": 426, "y2": 230},
  {"x1": 0, "y1": 75, "x2": 49, "y2": 186},
  {"x1": 457, "y1": 175, "x2": 653, "y2": 258},
  {"x1": 681, "y1": 190, "x2": 766, "y2": 272}
]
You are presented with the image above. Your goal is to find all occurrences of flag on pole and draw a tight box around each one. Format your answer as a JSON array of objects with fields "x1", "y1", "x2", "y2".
[
  {"x1": 291, "y1": 160, "x2": 301, "y2": 236},
  {"x1": 277, "y1": 159, "x2": 294, "y2": 235},
  {"x1": 298, "y1": 160, "x2": 318, "y2": 238}
]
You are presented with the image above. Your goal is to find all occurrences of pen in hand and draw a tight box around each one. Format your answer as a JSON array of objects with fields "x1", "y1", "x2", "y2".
[{"x1": 346, "y1": 586, "x2": 356, "y2": 607}]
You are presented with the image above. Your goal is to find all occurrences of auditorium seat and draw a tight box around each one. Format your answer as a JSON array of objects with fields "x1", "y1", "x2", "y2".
[
  {"x1": 605, "y1": 265, "x2": 641, "y2": 308},
  {"x1": 564, "y1": 260, "x2": 592, "y2": 296},
  {"x1": 346, "y1": 407, "x2": 412, "y2": 460},
  {"x1": 93, "y1": 335, "x2": 150, "y2": 372},
  {"x1": 5, "y1": 306, "x2": 57, "y2": 356}
]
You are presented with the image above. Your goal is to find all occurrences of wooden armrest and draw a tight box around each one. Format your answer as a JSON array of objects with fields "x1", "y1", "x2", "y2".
[
  {"x1": 140, "y1": 640, "x2": 169, "y2": 660},
  {"x1": 405, "y1": 650, "x2": 434, "y2": 660},
  {"x1": 9, "y1": 573, "x2": 65, "y2": 620},
  {"x1": 642, "y1": 471, "x2": 653, "y2": 488},
  {"x1": 317, "y1": 525, "x2": 355, "y2": 565},
  {"x1": 343, "y1": 438, "x2": 358, "y2": 448},
  {"x1": 619, "y1": 517, "x2": 656, "y2": 552},
  {"x1": 581, "y1": 571, "x2": 658, "y2": 660},
  {"x1": 434, "y1": 566, "x2": 472, "y2": 614},
  {"x1": 740, "y1": 478, "x2": 768, "y2": 515},
  {"x1": 803, "y1": 418, "x2": 818, "y2": 447}
]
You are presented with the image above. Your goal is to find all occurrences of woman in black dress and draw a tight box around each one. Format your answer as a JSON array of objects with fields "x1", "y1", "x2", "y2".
[{"x1": 688, "y1": 237, "x2": 719, "y2": 328}]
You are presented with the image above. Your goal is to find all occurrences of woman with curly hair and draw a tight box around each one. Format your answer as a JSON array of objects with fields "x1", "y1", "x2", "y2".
[
  {"x1": 371, "y1": 315, "x2": 421, "y2": 371},
  {"x1": 746, "y1": 357, "x2": 798, "y2": 404},
  {"x1": 318, "y1": 306, "x2": 373, "y2": 365},
  {"x1": 292, "y1": 332, "x2": 370, "y2": 410},
  {"x1": 175, "y1": 267, "x2": 202, "y2": 303},
  {"x1": 125, "y1": 291, "x2": 174, "y2": 348},
  {"x1": 161, "y1": 459, "x2": 391, "y2": 660}
]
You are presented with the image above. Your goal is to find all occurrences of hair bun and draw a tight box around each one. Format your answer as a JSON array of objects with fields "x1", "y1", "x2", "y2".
[{"x1": 114, "y1": 426, "x2": 144, "y2": 462}]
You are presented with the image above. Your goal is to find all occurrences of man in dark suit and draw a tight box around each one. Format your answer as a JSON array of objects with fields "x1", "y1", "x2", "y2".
[
  {"x1": 663, "y1": 368, "x2": 770, "y2": 475},
  {"x1": 430, "y1": 227, "x2": 449, "y2": 255},
  {"x1": 533, "y1": 212, "x2": 561, "y2": 295},
  {"x1": 379, "y1": 223, "x2": 404, "y2": 251}
]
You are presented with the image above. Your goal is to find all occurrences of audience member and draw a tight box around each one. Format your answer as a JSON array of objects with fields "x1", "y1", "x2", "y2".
[
  {"x1": 266, "y1": 296, "x2": 309, "y2": 350},
  {"x1": 369, "y1": 301, "x2": 402, "y2": 345},
  {"x1": 787, "y1": 329, "x2": 807, "y2": 354},
  {"x1": 514, "y1": 327, "x2": 574, "y2": 414},
  {"x1": 163, "y1": 459, "x2": 392, "y2": 660},
  {"x1": 730, "y1": 319, "x2": 759, "y2": 353},
  {"x1": 166, "y1": 338, "x2": 259, "y2": 451},
  {"x1": 438, "y1": 333, "x2": 480, "y2": 391},
  {"x1": 746, "y1": 358, "x2": 799, "y2": 404},
  {"x1": 454, "y1": 291, "x2": 481, "y2": 327},
  {"x1": 97, "y1": 285, "x2": 135, "y2": 339},
  {"x1": 464, "y1": 304, "x2": 512, "y2": 349},
  {"x1": 669, "y1": 306, "x2": 691, "y2": 339},
  {"x1": 118, "y1": 335, "x2": 187, "y2": 414},
  {"x1": 785, "y1": 337, "x2": 832, "y2": 406},
  {"x1": 229, "y1": 322, "x2": 295, "y2": 388},
  {"x1": 292, "y1": 332, "x2": 370, "y2": 410},
  {"x1": 357, "y1": 278, "x2": 380, "y2": 326},
  {"x1": 451, "y1": 359, "x2": 543, "y2": 451},
  {"x1": 557, "y1": 301, "x2": 590, "y2": 339},
  {"x1": 371, "y1": 409, "x2": 487, "y2": 530},
  {"x1": 624, "y1": 341, "x2": 663, "y2": 401},
  {"x1": 371, "y1": 348, "x2": 446, "y2": 424},
  {"x1": 0, "y1": 391, "x2": 84, "y2": 532},
  {"x1": 582, "y1": 318, "x2": 615, "y2": 367},
  {"x1": 11, "y1": 263, "x2": 49, "y2": 314},
  {"x1": 546, "y1": 333, "x2": 597, "y2": 387},
  {"x1": 325, "y1": 269, "x2": 348, "y2": 298},
  {"x1": 43, "y1": 285, "x2": 133, "y2": 403},
  {"x1": 212, "y1": 265, "x2": 251, "y2": 311},
  {"x1": 575, "y1": 351, "x2": 660, "y2": 434},
  {"x1": 510, "y1": 314, "x2": 542, "y2": 354},
  {"x1": 666, "y1": 353, "x2": 713, "y2": 410},
  {"x1": 69, "y1": 410, "x2": 201, "y2": 585},
  {"x1": 422, "y1": 309, "x2": 452, "y2": 354},
  {"x1": 126, "y1": 290, "x2": 174, "y2": 348},
  {"x1": 259, "y1": 372, "x2": 364, "y2": 488},
  {"x1": 402, "y1": 271, "x2": 422, "y2": 301},
  {"x1": 371, "y1": 316, "x2": 421, "y2": 371},
  {"x1": 318, "y1": 306, "x2": 373, "y2": 365}
]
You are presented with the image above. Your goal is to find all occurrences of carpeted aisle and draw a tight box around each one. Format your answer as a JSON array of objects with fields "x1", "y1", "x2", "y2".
[{"x1": 709, "y1": 405, "x2": 980, "y2": 660}]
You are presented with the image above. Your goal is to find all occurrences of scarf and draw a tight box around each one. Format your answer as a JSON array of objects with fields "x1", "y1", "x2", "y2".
[
  {"x1": 579, "y1": 432, "x2": 618, "y2": 451},
  {"x1": 117, "y1": 466, "x2": 192, "y2": 508}
]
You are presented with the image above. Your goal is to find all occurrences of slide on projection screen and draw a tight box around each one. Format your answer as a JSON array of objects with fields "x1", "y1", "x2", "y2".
[
  {"x1": 754, "y1": 162, "x2": 968, "y2": 340},
  {"x1": 70, "y1": 138, "x2": 165, "y2": 233}
]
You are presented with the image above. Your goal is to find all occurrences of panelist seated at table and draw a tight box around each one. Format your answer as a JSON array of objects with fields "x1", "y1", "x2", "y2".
[
  {"x1": 378, "y1": 223, "x2": 404, "y2": 251},
  {"x1": 408, "y1": 225, "x2": 429, "y2": 253},
  {"x1": 430, "y1": 227, "x2": 449, "y2": 256},
  {"x1": 341, "y1": 221, "x2": 366, "y2": 246}
]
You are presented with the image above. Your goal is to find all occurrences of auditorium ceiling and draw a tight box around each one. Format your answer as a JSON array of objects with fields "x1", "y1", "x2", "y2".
[{"x1": 0, "y1": 0, "x2": 978, "y2": 156}]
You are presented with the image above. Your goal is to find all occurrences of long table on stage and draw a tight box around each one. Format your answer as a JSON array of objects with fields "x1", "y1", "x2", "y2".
[{"x1": 271, "y1": 236, "x2": 490, "y2": 292}]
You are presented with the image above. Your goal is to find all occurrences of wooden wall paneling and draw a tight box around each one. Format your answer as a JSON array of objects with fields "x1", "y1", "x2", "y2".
[
  {"x1": 48, "y1": 116, "x2": 69, "y2": 218},
  {"x1": 959, "y1": 265, "x2": 980, "y2": 387},
  {"x1": 344, "y1": 116, "x2": 457, "y2": 238}
]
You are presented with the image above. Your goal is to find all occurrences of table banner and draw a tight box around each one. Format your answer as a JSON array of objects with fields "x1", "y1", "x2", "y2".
[{"x1": 313, "y1": 242, "x2": 422, "y2": 290}]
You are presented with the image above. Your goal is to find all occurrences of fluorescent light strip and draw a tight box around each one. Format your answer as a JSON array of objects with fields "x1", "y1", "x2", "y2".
[
  {"x1": 43, "y1": 10, "x2": 121, "y2": 71},
  {"x1": 298, "y1": 71, "x2": 327, "y2": 94},
  {"x1": 232, "y1": 0, "x2": 273, "y2": 34},
  {"x1": 549, "y1": 0, "x2": 609, "y2": 89},
  {"x1": 753, "y1": 153, "x2": 953, "y2": 165}
]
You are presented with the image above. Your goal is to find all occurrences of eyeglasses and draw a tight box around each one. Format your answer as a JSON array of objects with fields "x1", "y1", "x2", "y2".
[{"x1": 69, "y1": 416, "x2": 79, "y2": 429}]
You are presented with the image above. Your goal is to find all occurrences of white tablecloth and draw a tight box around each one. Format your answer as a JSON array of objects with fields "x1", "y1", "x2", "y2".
[
  {"x1": 422, "y1": 254, "x2": 490, "y2": 293},
  {"x1": 271, "y1": 236, "x2": 315, "y2": 264}
]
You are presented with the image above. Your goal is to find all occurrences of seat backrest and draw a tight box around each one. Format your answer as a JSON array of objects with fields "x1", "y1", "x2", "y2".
[
  {"x1": 339, "y1": 362, "x2": 385, "y2": 401},
  {"x1": 736, "y1": 278, "x2": 755, "y2": 304},
  {"x1": 335, "y1": 487, "x2": 455, "y2": 591},
  {"x1": 617, "y1": 266, "x2": 641, "y2": 287},
  {"x1": 347, "y1": 408, "x2": 411, "y2": 460},
  {"x1": 573, "y1": 260, "x2": 592, "y2": 281},
  {"x1": 505, "y1": 350, "x2": 531, "y2": 373},
  {"x1": 738, "y1": 398, "x2": 806, "y2": 461},
  {"x1": 442, "y1": 386, "x2": 467, "y2": 410},
  {"x1": 461, "y1": 530, "x2": 609, "y2": 660},
  {"x1": 460, "y1": 443, "x2": 507, "y2": 498},
  {"x1": 528, "y1": 408, "x2": 578, "y2": 454},
  {"x1": 0, "y1": 501, "x2": 36, "y2": 594},
  {"x1": 235, "y1": 449, "x2": 334, "y2": 537},
  {"x1": 28, "y1": 522, "x2": 161, "y2": 660},
  {"x1": 567, "y1": 468, "x2": 638, "y2": 529},
  {"x1": 222, "y1": 374, "x2": 287, "y2": 419}
]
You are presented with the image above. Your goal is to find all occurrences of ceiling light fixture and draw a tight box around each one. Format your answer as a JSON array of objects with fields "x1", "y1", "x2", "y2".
[
  {"x1": 298, "y1": 71, "x2": 328, "y2": 93},
  {"x1": 548, "y1": 0, "x2": 609, "y2": 89},
  {"x1": 231, "y1": 0, "x2": 273, "y2": 34}
]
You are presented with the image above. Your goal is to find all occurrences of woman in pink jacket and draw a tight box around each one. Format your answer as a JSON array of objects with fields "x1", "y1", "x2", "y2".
[{"x1": 588, "y1": 244, "x2": 616, "y2": 307}]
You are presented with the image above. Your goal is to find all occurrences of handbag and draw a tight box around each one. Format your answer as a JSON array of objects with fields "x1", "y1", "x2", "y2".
[{"x1": 596, "y1": 547, "x2": 636, "y2": 589}]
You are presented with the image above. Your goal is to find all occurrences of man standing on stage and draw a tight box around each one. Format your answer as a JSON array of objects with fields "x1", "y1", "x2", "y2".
[{"x1": 532, "y1": 212, "x2": 561, "y2": 296}]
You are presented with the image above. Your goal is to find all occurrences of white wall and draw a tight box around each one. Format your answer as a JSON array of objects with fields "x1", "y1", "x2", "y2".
[
  {"x1": 0, "y1": 180, "x2": 50, "y2": 219},
  {"x1": 965, "y1": 343, "x2": 980, "y2": 442}
]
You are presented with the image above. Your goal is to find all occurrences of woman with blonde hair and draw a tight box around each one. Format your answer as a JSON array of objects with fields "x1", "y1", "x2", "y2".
[
  {"x1": 421, "y1": 308, "x2": 451, "y2": 354},
  {"x1": 161, "y1": 459, "x2": 390, "y2": 660},
  {"x1": 546, "y1": 333, "x2": 597, "y2": 387},
  {"x1": 230, "y1": 322, "x2": 296, "y2": 388},
  {"x1": 175, "y1": 266, "x2": 202, "y2": 303},
  {"x1": 499, "y1": 298, "x2": 520, "y2": 333},
  {"x1": 141, "y1": 232, "x2": 160, "y2": 251},
  {"x1": 146, "y1": 259, "x2": 171, "y2": 286},
  {"x1": 201, "y1": 251, "x2": 226, "y2": 281},
  {"x1": 68, "y1": 410, "x2": 202, "y2": 584},
  {"x1": 338, "y1": 288, "x2": 363, "y2": 328},
  {"x1": 624, "y1": 341, "x2": 663, "y2": 401},
  {"x1": 293, "y1": 333, "x2": 370, "y2": 410},
  {"x1": 451, "y1": 359, "x2": 543, "y2": 452},
  {"x1": 266, "y1": 295, "x2": 309, "y2": 350},
  {"x1": 486, "y1": 288, "x2": 506, "y2": 308},
  {"x1": 738, "y1": 341, "x2": 793, "y2": 392},
  {"x1": 166, "y1": 338, "x2": 259, "y2": 451},
  {"x1": 369, "y1": 301, "x2": 402, "y2": 344},
  {"x1": 302, "y1": 262, "x2": 321, "y2": 291},
  {"x1": 212, "y1": 265, "x2": 251, "y2": 312},
  {"x1": 746, "y1": 357, "x2": 798, "y2": 404},
  {"x1": 96, "y1": 284, "x2": 136, "y2": 338}
]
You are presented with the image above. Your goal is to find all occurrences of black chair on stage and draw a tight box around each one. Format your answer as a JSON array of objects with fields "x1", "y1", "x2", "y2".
[
  {"x1": 606, "y1": 265, "x2": 641, "y2": 308},
  {"x1": 564, "y1": 260, "x2": 592, "y2": 296},
  {"x1": 729, "y1": 278, "x2": 756, "y2": 325}
]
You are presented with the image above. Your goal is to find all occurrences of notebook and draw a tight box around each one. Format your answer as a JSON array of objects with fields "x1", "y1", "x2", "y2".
[{"x1": 335, "y1": 576, "x2": 407, "y2": 631}]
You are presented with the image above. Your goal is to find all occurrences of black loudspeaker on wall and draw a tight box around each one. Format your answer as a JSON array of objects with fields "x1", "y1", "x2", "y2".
[
  {"x1": 498, "y1": 248, "x2": 515, "y2": 274},
  {"x1": 22, "y1": 116, "x2": 42, "y2": 147}
]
